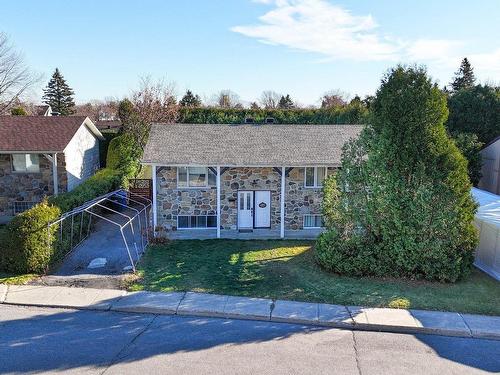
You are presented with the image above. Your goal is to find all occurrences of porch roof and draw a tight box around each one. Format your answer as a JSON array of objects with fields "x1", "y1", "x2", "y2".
[{"x1": 142, "y1": 123, "x2": 363, "y2": 166}]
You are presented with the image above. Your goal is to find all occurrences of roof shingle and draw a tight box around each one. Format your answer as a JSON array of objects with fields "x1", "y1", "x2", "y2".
[
  {"x1": 0, "y1": 116, "x2": 89, "y2": 152},
  {"x1": 142, "y1": 123, "x2": 363, "y2": 166}
]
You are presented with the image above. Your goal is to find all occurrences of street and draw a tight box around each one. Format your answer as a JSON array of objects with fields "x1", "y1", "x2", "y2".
[{"x1": 0, "y1": 304, "x2": 499, "y2": 374}]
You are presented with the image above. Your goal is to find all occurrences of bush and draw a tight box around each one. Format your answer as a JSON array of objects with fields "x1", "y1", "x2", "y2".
[
  {"x1": 2, "y1": 201, "x2": 60, "y2": 273},
  {"x1": 106, "y1": 133, "x2": 141, "y2": 181},
  {"x1": 49, "y1": 168, "x2": 122, "y2": 212},
  {"x1": 452, "y1": 132, "x2": 483, "y2": 185},
  {"x1": 178, "y1": 106, "x2": 369, "y2": 125},
  {"x1": 316, "y1": 66, "x2": 478, "y2": 282}
]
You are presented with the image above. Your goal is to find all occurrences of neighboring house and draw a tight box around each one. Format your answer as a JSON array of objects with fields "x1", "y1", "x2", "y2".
[
  {"x1": 0, "y1": 116, "x2": 104, "y2": 221},
  {"x1": 478, "y1": 136, "x2": 500, "y2": 195},
  {"x1": 95, "y1": 120, "x2": 122, "y2": 133},
  {"x1": 34, "y1": 104, "x2": 53, "y2": 116},
  {"x1": 142, "y1": 123, "x2": 362, "y2": 239}
]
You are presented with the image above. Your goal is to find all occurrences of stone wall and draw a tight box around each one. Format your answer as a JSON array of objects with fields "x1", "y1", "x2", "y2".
[
  {"x1": 284, "y1": 167, "x2": 336, "y2": 230},
  {"x1": 220, "y1": 167, "x2": 282, "y2": 230},
  {"x1": 0, "y1": 153, "x2": 67, "y2": 219},
  {"x1": 155, "y1": 166, "x2": 336, "y2": 232},
  {"x1": 156, "y1": 166, "x2": 217, "y2": 229}
]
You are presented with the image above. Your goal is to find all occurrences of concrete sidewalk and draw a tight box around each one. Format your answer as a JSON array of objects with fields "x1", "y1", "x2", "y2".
[{"x1": 1, "y1": 283, "x2": 499, "y2": 340}]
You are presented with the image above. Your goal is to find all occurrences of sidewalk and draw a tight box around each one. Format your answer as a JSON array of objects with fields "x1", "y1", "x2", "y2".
[{"x1": 1, "y1": 283, "x2": 499, "y2": 340}]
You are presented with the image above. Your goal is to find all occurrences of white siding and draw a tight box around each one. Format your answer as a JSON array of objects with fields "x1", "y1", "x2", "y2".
[{"x1": 64, "y1": 123, "x2": 100, "y2": 191}]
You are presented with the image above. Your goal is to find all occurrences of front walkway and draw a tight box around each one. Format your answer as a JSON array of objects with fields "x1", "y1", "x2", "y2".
[{"x1": 1, "y1": 284, "x2": 499, "y2": 341}]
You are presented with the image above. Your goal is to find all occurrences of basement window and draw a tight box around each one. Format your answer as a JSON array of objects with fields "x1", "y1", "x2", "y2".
[
  {"x1": 12, "y1": 154, "x2": 40, "y2": 173},
  {"x1": 303, "y1": 214, "x2": 324, "y2": 228},
  {"x1": 177, "y1": 215, "x2": 217, "y2": 229}
]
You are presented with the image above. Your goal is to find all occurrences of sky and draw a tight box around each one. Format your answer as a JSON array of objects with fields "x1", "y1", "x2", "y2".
[{"x1": 1, "y1": 0, "x2": 499, "y2": 106}]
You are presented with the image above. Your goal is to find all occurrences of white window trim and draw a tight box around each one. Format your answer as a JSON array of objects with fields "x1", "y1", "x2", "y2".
[
  {"x1": 304, "y1": 167, "x2": 327, "y2": 188},
  {"x1": 177, "y1": 215, "x2": 217, "y2": 230},
  {"x1": 11, "y1": 153, "x2": 41, "y2": 174},
  {"x1": 177, "y1": 166, "x2": 209, "y2": 189},
  {"x1": 303, "y1": 214, "x2": 324, "y2": 229}
]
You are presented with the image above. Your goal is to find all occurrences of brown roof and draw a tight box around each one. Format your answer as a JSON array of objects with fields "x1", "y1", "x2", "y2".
[
  {"x1": 0, "y1": 116, "x2": 97, "y2": 152},
  {"x1": 95, "y1": 120, "x2": 122, "y2": 130}
]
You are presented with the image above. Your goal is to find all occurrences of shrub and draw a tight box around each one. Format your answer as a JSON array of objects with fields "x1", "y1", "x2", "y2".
[
  {"x1": 49, "y1": 168, "x2": 122, "y2": 212},
  {"x1": 316, "y1": 66, "x2": 478, "y2": 282},
  {"x1": 3, "y1": 200, "x2": 60, "y2": 273},
  {"x1": 452, "y1": 132, "x2": 483, "y2": 185},
  {"x1": 106, "y1": 133, "x2": 141, "y2": 181}
]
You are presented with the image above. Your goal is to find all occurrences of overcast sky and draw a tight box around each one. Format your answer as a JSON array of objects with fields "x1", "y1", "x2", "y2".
[{"x1": 2, "y1": 0, "x2": 499, "y2": 105}]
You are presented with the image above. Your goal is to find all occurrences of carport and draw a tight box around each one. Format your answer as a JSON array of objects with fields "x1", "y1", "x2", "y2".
[{"x1": 48, "y1": 189, "x2": 152, "y2": 275}]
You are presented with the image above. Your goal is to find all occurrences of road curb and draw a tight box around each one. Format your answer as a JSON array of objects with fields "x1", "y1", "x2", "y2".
[{"x1": 1, "y1": 284, "x2": 499, "y2": 341}]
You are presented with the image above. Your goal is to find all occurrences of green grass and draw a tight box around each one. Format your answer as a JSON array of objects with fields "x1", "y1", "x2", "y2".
[
  {"x1": 129, "y1": 240, "x2": 500, "y2": 315},
  {"x1": 0, "y1": 272, "x2": 37, "y2": 285}
]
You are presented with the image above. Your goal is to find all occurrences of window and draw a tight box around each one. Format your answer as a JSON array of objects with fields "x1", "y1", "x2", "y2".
[
  {"x1": 12, "y1": 154, "x2": 40, "y2": 173},
  {"x1": 177, "y1": 167, "x2": 210, "y2": 188},
  {"x1": 304, "y1": 167, "x2": 327, "y2": 188},
  {"x1": 177, "y1": 215, "x2": 217, "y2": 229},
  {"x1": 303, "y1": 215, "x2": 323, "y2": 228},
  {"x1": 13, "y1": 201, "x2": 38, "y2": 214}
]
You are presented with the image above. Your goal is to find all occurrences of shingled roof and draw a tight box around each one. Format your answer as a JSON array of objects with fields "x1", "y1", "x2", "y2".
[
  {"x1": 0, "y1": 116, "x2": 104, "y2": 152},
  {"x1": 142, "y1": 123, "x2": 363, "y2": 166}
]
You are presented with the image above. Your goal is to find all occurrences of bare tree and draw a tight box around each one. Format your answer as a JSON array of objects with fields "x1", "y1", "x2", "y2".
[
  {"x1": 260, "y1": 90, "x2": 281, "y2": 109},
  {"x1": 75, "y1": 98, "x2": 119, "y2": 121},
  {"x1": 212, "y1": 90, "x2": 241, "y2": 108},
  {"x1": 124, "y1": 77, "x2": 179, "y2": 152},
  {"x1": 0, "y1": 33, "x2": 41, "y2": 114},
  {"x1": 320, "y1": 90, "x2": 349, "y2": 109}
]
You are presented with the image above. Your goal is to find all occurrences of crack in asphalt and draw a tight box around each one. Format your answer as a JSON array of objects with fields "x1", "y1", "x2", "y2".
[
  {"x1": 351, "y1": 330, "x2": 362, "y2": 375},
  {"x1": 100, "y1": 314, "x2": 158, "y2": 375}
]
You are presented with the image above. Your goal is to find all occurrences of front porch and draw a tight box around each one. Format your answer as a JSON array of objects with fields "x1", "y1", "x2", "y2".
[{"x1": 168, "y1": 228, "x2": 323, "y2": 240}]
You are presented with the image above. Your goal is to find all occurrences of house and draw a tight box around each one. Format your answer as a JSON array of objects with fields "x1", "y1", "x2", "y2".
[
  {"x1": 95, "y1": 120, "x2": 122, "y2": 133},
  {"x1": 142, "y1": 123, "x2": 362, "y2": 239},
  {"x1": 0, "y1": 116, "x2": 104, "y2": 221},
  {"x1": 34, "y1": 104, "x2": 53, "y2": 116},
  {"x1": 478, "y1": 136, "x2": 500, "y2": 195}
]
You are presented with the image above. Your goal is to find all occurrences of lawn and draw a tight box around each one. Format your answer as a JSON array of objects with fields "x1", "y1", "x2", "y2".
[
  {"x1": 129, "y1": 240, "x2": 500, "y2": 315},
  {"x1": 0, "y1": 272, "x2": 36, "y2": 285}
]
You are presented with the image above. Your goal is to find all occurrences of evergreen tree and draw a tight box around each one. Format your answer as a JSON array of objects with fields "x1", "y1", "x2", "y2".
[
  {"x1": 180, "y1": 90, "x2": 202, "y2": 107},
  {"x1": 316, "y1": 66, "x2": 478, "y2": 282},
  {"x1": 278, "y1": 94, "x2": 294, "y2": 109},
  {"x1": 450, "y1": 58, "x2": 476, "y2": 92},
  {"x1": 42, "y1": 68, "x2": 75, "y2": 115}
]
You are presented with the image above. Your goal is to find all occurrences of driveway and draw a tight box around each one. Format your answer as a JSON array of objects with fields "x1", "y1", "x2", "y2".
[{"x1": 0, "y1": 304, "x2": 499, "y2": 374}]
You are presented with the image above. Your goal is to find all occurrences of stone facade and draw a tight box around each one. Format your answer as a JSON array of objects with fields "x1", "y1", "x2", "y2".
[
  {"x1": 0, "y1": 153, "x2": 67, "y2": 219},
  {"x1": 156, "y1": 166, "x2": 335, "y2": 234}
]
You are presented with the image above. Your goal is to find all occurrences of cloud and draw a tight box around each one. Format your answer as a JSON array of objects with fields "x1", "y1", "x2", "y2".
[
  {"x1": 232, "y1": 0, "x2": 402, "y2": 61},
  {"x1": 232, "y1": 0, "x2": 500, "y2": 77}
]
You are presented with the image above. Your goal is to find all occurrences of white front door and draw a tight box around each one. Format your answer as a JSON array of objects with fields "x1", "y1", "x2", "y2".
[
  {"x1": 254, "y1": 191, "x2": 271, "y2": 228},
  {"x1": 238, "y1": 191, "x2": 254, "y2": 229}
]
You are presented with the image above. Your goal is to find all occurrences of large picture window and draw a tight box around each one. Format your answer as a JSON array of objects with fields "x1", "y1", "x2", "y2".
[
  {"x1": 177, "y1": 167, "x2": 208, "y2": 188},
  {"x1": 304, "y1": 167, "x2": 326, "y2": 188},
  {"x1": 12, "y1": 154, "x2": 40, "y2": 173}
]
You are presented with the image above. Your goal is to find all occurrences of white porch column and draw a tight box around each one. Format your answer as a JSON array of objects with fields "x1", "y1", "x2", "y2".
[
  {"x1": 216, "y1": 166, "x2": 221, "y2": 239},
  {"x1": 280, "y1": 166, "x2": 285, "y2": 238},
  {"x1": 52, "y1": 153, "x2": 59, "y2": 196},
  {"x1": 152, "y1": 164, "x2": 158, "y2": 234}
]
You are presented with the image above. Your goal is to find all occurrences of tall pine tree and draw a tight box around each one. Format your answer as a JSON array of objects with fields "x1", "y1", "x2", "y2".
[
  {"x1": 278, "y1": 94, "x2": 294, "y2": 109},
  {"x1": 450, "y1": 58, "x2": 476, "y2": 92},
  {"x1": 180, "y1": 90, "x2": 202, "y2": 107},
  {"x1": 42, "y1": 68, "x2": 75, "y2": 115}
]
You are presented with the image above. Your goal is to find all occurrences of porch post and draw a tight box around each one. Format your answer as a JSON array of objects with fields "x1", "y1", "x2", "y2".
[
  {"x1": 280, "y1": 166, "x2": 285, "y2": 238},
  {"x1": 152, "y1": 164, "x2": 158, "y2": 235},
  {"x1": 52, "y1": 153, "x2": 59, "y2": 196},
  {"x1": 216, "y1": 166, "x2": 221, "y2": 239}
]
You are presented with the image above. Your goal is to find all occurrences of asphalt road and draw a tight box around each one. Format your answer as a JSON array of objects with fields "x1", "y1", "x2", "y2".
[{"x1": 0, "y1": 304, "x2": 499, "y2": 375}]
